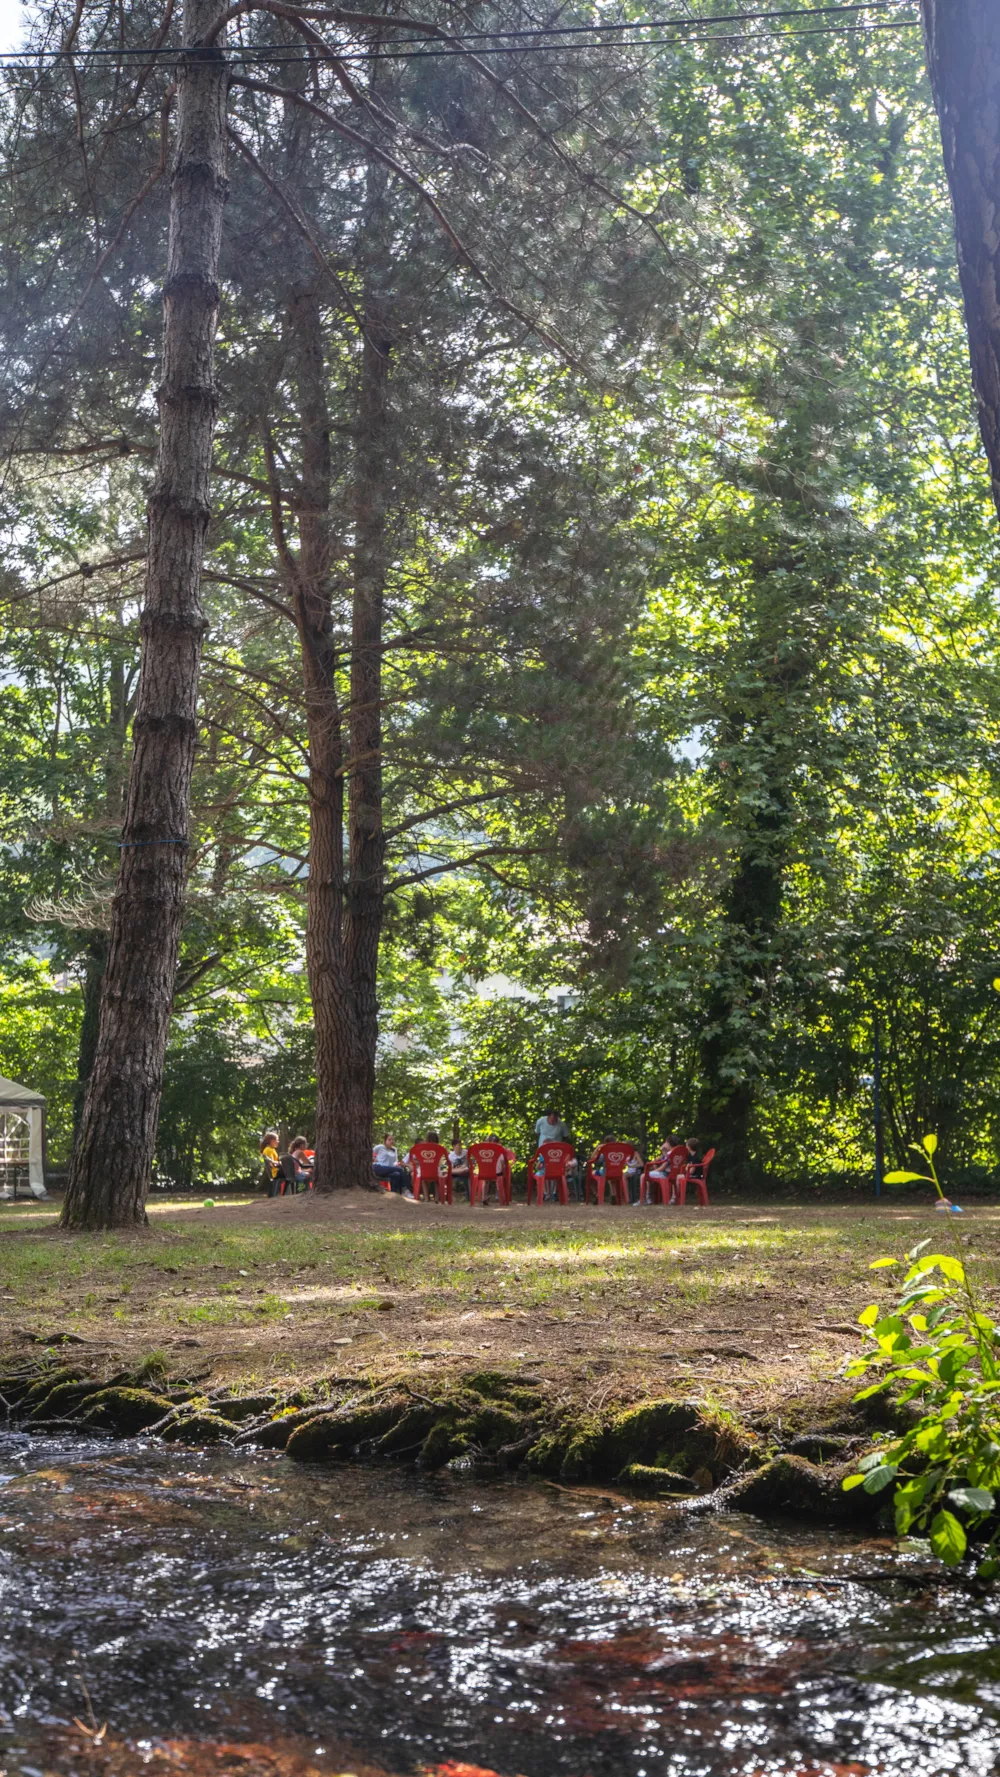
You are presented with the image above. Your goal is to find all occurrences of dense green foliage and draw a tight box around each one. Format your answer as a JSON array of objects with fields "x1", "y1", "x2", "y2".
[{"x1": 1, "y1": 7, "x2": 999, "y2": 1184}]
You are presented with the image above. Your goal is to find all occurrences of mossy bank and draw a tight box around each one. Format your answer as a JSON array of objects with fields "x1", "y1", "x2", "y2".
[{"x1": 0, "y1": 1351, "x2": 892, "y2": 1529}]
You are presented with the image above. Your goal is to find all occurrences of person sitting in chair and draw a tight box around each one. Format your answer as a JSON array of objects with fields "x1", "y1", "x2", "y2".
[
  {"x1": 260, "y1": 1129, "x2": 281, "y2": 1196},
  {"x1": 449, "y1": 1139, "x2": 471, "y2": 1200},
  {"x1": 625, "y1": 1145, "x2": 644, "y2": 1205},
  {"x1": 373, "y1": 1132, "x2": 413, "y2": 1197},
  {"x1": 286, "y1": 1136, "x2": 313, "y2": 1191},
  {"x1": 684, "y1": 1139, "x2": 705, "y2": 1178}
]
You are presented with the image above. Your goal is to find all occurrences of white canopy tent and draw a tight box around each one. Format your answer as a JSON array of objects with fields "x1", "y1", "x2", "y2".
[{"x1": 0, "y1": 1076, "x2": 47, "y2": 1199}]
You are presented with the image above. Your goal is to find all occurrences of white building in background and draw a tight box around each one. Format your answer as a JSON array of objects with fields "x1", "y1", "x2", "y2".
[{"x1": 0, "y1": 1075, "x2": 48, "y2": 1199}]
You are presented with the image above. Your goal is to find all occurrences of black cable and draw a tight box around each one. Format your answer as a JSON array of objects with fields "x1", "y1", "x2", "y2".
[
  {"x1": 0, "y1": 1, "x2": 920, "y2": 61},
  {"x1": 280, "y1": 0, "x2": 910, "y2": 43},
  {"x1": 332, "y1": 16, "x2": 922, "y2": 54},
  {"x1": 0, "y1": 20, "x2": 922, "y2": 68}
]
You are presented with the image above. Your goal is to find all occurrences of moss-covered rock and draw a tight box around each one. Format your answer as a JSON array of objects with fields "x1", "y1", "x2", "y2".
[
  {"x1": 524, "y1": 1423, "x2": 574, "y2": 1477},
  {"x1": 161, "y1": 1410, "x2": 235, "y2": 1445},
  {"x1": 77, "y1": 1387, "x2": 174, "y2": 1436},
  {"x1": 607, "y1": 1400, "x2": 754, "y2": 1484},
  {"x1": 787, "y1": 1431, "x2": 858, "y2": 1463},
  {"x1": 283, "y1": 1413, "x2": 344, "y2": 1462},
  {"x1": 462, "y1": 1402, "x2": 526, "y2": 1450},
  {"x1": 209, "y1": 1393, "x2": 278, "y2": 1423},
  {"x1": 559, "y1": 1414, "x2": 610, "y2": 1483},
  {"x1": 463, "y1": 1370, "x2": 544, "y2": 1410},
  {"x1": 619, "y1": 1463, "x2": 701, "y2": 1495},
  {"x1": 26, "y1": 1379, "x2": 106, "y2": 1421},
  {"x1": 0, "y1": 1359, "x2": 886, "y2": 1537},
  {"x1": 285, "y1": 1398, "x2": 407, "y2": 1462},
  {"x1": 725, "y1": 1455, "x2": 882, "y2": 1524},
  {"x1": 238, "y1": 1404, "x2": 337, "y2": 1450},
  {"x1": 523, "y1": 1398, "x2": 756, "y2": 1488},
  {"x1": 20, "y1": 1366, "x2": 82, "y2": 1405},
  {"x1": 374, "y1": 1405, "x2": 436, "y2": 1456},
  {"x1": 420, "y1": 1418, "x2": 462, "y2": 1468}
]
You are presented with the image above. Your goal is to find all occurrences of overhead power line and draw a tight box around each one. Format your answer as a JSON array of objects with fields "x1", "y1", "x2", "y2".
[
  {"x1": 337, "y1": 17, "x2": 922, "y2": 56},
  {"x1": 0, "y1": 1, "x2": 921, "y2": 63},
  {"x1": 357, "y1": 0, "x2": 913, "y2": 42}
]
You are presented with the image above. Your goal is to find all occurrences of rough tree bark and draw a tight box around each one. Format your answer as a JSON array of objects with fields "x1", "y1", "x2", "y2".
[
  {"x1": 284, "y1": 283, "x2": 369, "y2": 1192},
  {"x1": 282, "y1": 268, "x2": 392, "y2": 1192},
  {"x1": 920, "y1": 0, "x2": 1000, "y2": 520},
  {"x1": 338, "y1": 289, "x2": 392, "y2": 1187},
  {"x1": 61, "y1": 0, "x2": 229, "y2": 1230}
]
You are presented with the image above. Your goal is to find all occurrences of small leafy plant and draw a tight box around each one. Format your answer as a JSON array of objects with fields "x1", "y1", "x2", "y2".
[
  {"x1": 843, "y1": 1138, "x2": 1000, "y2": 1572},
  {"x1": 882, "y1": 1130, "x2": 958, "y2": 1209}
]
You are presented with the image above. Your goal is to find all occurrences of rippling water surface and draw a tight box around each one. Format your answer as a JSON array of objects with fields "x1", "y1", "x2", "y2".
[{"x1": 1, "y1": 1431, "x2": 999, "y2": 1777}]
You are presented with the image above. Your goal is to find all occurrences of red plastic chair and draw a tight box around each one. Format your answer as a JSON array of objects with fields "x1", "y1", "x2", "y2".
[
  {"x1": 640, "y1": 1144, "x2": 689, "y2": 1206},
  {"x1": 527, "y1": 1141, "x2": 574, "y2": 1206},
  {"x1": 676, "y1": 1147, "x2": 714, "y2": 1206},
  {"x1": 408, "y1": 1143, "x2": 453, "y2": 1205},
  {"x1": 467, "y1": 1140, "x2": 510, "y2": 1206},
  {"x1": 586, "y1": 1142, "x2": 636, "y2": 1206}
]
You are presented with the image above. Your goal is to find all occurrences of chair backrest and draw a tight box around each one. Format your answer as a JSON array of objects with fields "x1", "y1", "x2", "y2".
[
  {"x1": 596, "y1": 1141, "x2": 635, "y2": 1175},
  {"x1": 410, "y1": 1142, "x2": 449, "y2": 1180},
  {"x1": 667, "y1": 1144, "x2": 689, "y2": 1178},
  {"x1": 468, "y1": 1140, "x2": 506, "y2": 1177},
  {"x1": 539, "y1": 1140, "x2": 574, "y2": 1175},
  {"x1": 699, "y1": 1147, "x2": 716, "y2": 1173}
]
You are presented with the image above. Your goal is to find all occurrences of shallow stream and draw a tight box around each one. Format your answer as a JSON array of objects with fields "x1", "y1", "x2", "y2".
[{"x1": 1, "y1": 1432, "x2": 999, "y2": 1776}]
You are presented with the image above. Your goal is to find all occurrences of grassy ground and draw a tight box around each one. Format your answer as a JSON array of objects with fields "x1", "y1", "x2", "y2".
[{"x1": 2, "y1": 1189, "x2": 995, "y2": 1420}]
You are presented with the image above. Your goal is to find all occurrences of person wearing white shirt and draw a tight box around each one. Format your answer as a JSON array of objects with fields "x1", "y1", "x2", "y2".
[
  {"x1": 372, "y1": 1132, "x2": 412, "y2": 1196},
  {"x1": 534, "y1": 1107, "x2": 571, "y2": 1148},
  {"x1": 534, "y1": 1106, "x2": 574, "y2": 1200}
]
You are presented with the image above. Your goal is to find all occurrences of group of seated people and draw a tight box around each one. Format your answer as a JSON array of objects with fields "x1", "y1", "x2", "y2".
[
  {"x1": 258, "y1": 1116, "x2": 708, "y2": 1204},
  {"x1": 370, "y1": 1116, "x2": 708, "y2": 1205},
  {"x1": 373, "y1": 1130, "x2": 477, "y2": 1199},
  {"x1": 259, "y1": 1131, "x2": 315, "y2": 1195}
]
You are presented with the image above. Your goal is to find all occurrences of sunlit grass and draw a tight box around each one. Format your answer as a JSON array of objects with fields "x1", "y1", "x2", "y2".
[
  {"x1": 2, "y1": 1202, "x2": 998, "y2": 1340},
  {"x1": 180, "y1": 1293, "x2": 287, "y2": 1326}
]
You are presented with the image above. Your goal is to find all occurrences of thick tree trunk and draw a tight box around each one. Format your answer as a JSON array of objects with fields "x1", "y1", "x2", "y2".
[
  {"x1": 283, "y1": 215, "x2": 391, "y2": 1189},
  {"x1": 61, "y1": 3, "x2": 228, "y2": 1231},
  {"x1": 920, "y1": 0, "x2": 1000, "y2": 520},
  {"x1": 285, "y1": 285, "x2": 370, "y2": 1192},
  {"x1": 337, "y1": 303, "x2": 391, "y2": 1186}
]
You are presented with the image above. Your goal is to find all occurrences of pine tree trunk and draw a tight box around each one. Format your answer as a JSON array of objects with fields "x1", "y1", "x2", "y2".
[
  {"x1": 285, "y1": 285, "x2": 371, "y2": 1192},
  {"x1": 339, "y1": 297, "x2": 392, "y2": 1187},
  {"x1": 61, "y1": 4, "x2": 228, "y2": 1231},
  {"x1": 920, "y1": 0, "x2": 1000, "y2": 520}
]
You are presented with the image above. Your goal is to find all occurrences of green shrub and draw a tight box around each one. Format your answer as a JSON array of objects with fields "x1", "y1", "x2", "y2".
[{"x1": 843, "y1": 1157, "x2": 1000, "y2": 1574}]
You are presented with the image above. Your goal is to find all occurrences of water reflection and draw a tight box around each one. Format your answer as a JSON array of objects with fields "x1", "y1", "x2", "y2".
[{"x1": 0, "y1": 1431, "x2": 997, "y2": 1776}]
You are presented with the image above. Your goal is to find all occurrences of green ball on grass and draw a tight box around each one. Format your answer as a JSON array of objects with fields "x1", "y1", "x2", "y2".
[{"x1": 203, "y1": 1197, "x2": 215, "y2": 1209}]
